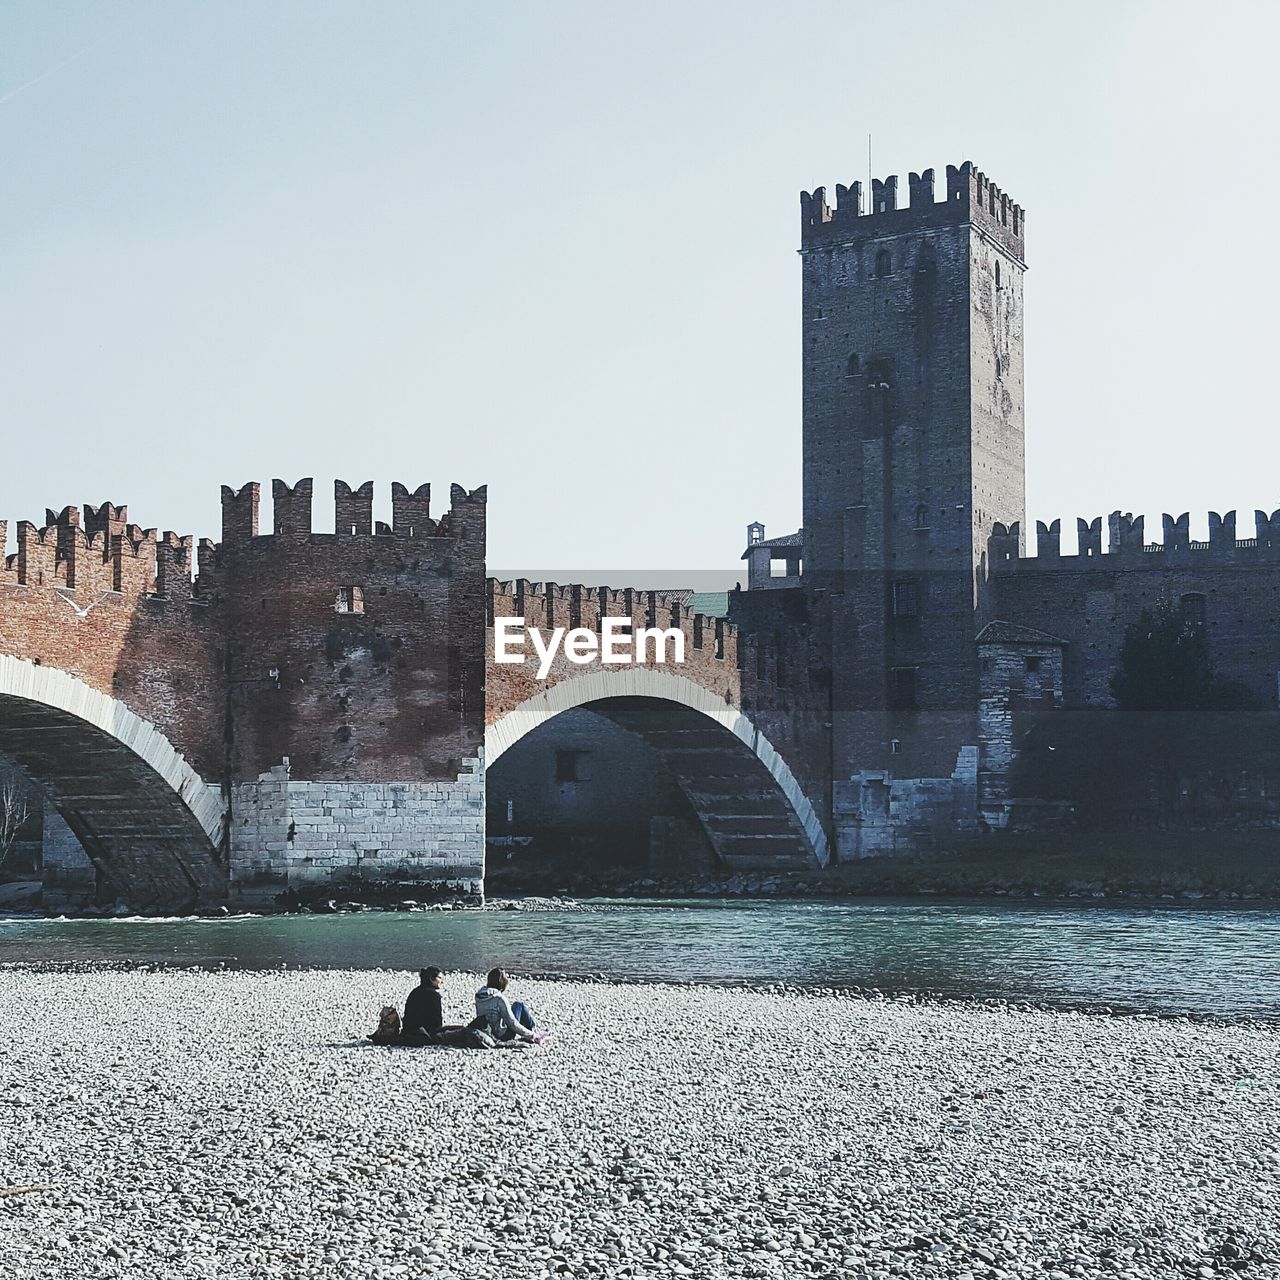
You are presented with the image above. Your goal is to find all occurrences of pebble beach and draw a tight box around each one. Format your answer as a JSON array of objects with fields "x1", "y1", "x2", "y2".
[{"x1": 0, "y1": 968, "x2": 1276, "y2": 1279}]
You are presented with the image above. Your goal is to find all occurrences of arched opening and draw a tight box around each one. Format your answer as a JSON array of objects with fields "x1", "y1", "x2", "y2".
[
  {"x1": 875, "y1": 249, "x2": 892, "y2": 278},
  {"x1": 485, "y1": 671, "x2": 827, "y2": 893},
  {"x1": 486, "y1": 705, "x2": 713, "y2": 892},
  {"x1": 0, "y1": 657, "x2": 226, "y2": 912}
]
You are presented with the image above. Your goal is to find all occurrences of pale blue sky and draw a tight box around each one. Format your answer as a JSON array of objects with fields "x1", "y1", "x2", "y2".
[{"x1": 2, "y1": 1, "x2": 1276, "y2": 574}]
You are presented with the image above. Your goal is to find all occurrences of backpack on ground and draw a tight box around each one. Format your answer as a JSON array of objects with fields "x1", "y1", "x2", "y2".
[{"x1": 369, "y1": 1005, "x2": 402, "y2": 1045}]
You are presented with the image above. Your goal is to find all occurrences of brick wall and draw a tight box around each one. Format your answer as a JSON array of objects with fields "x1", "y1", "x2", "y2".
[
  {"x1": 990, "y1": 522, "x2": 1280, "y2": 710},
  {"x1": 0, "y1": 480, "x2": 489, "y2": 901}
]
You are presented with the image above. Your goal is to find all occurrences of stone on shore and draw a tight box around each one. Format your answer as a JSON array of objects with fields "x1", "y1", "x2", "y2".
[{"x1": 0, "y1": 969, "x2": 1275, "y2": 1279}]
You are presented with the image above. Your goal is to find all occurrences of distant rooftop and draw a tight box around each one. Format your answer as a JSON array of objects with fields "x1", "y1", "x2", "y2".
[
  {"x1": 690, "y1": 591, "x2": 730, "y2": 618},
  {"x1": 742, "y1": 530, "x2": 802, "y2": 559},
  {"x1": 976, "y1": 621, "x2": 1066, "y2": 646}
]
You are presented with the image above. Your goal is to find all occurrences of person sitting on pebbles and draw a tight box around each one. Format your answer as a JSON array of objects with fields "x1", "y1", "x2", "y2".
[
  {"x1": 402, "y1": 966, "x2": 468, "y2": 1043},
  {"x1": 474, "y1": 967, "x2": 546, "y2": 1044}
]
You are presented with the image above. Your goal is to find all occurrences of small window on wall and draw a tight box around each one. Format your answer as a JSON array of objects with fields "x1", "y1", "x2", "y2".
[
  {"x1": 1181, "y1": 593, "x2": 1207, "y2": 628},
  {"x1": 891, "y1": 579, "x2": 920, "y2": 619},
  {"x1": 995, "y1": 261, "x2": 1002, "y2": 289},
  {"x1": 846, "y1": 353, "x2": 860, "y2": 379},
  {"x1": 1025, "y1": 656, "x2": 1042, "y2": 673},
  {"x1": 555, "y1": 749, "x2": 591, "y2": 783},
  {"x1": 336, "y1": 586, "x2": 364, "y2": 614},
  {"x1": 889, "y1": 667, "x2": 918, "y2": 710},
  {"x1": 875, "y1": 249, "x2": 892, "y2": 278}
]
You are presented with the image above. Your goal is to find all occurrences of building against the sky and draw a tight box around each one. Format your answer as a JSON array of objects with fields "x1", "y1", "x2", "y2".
[{"x1": 736, "y1": 160, "x2": 1280, "y2": 854}]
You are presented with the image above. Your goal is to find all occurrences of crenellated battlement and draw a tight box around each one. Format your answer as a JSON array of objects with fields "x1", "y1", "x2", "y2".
[
  {"x1": 801, "y1": 160, "x2": 1025, "y2": 262},
  {"x1": 988, "y1": 509, "x2": 1280, "y2": 570},
  {"x1": 217, "y1": 478, "x2": 487, "y2": 544},
  {"x1": 486, "y1": 578, "x2": 736, "y2": 660},
  {"x1": 3, "y1": 480, "x2": 490, "y2": 603},
  {"x1": 1, "y1": 500, "x2": 203, "y2": 599}
]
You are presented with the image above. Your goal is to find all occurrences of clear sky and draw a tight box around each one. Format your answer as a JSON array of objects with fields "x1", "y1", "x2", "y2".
[{"x1": 3, "y1": 1, "x2": 1276, "y2": 577}]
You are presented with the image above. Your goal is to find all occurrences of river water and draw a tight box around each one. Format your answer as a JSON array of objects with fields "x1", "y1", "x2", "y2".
[{"x1": 2, "y1": 898, "x2": 1278, "y2": 1018}]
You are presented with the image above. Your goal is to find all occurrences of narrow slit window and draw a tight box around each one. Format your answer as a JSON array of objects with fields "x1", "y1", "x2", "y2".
[
  {"x1": 889, "y1": 667, "x2": 918, "y2": 709},
  {"x1": 336, "y1": 586, "x2": 364, "y2": 614}
]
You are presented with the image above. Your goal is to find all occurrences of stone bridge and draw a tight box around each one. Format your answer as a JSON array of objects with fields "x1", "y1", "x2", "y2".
[
  {"x1": 0, "y1": 484, "x2": 823, "y2": 909},
  {"x1": 485, "y1": 581, "x2": 827, "y2": 869}
]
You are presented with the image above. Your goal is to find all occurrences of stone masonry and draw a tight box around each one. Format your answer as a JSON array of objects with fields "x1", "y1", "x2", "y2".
[
  {"x1": 230, "y1": 760, "x2": 483, "y2": 892},
  {"x1": 4, "y1": 155, "x2": 1279, "y2": 900}
]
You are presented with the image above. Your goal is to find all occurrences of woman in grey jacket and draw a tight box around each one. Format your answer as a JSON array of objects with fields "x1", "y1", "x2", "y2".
[{"x1": 474, "y1": 967, "x2": 538, "y2": 1043}]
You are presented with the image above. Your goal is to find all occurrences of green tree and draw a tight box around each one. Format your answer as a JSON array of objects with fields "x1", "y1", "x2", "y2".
[{"x1": 1110, "y1": 604, "x2": 1251, "y2": 712}]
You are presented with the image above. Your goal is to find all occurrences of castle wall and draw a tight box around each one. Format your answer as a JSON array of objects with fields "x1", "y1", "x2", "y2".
[
  {"x1": 0, "y1": 482, "x2": 489, "y2": 901},
  {"x1": 990, "y1": 517, "x2": 1280, "y2": 709}
]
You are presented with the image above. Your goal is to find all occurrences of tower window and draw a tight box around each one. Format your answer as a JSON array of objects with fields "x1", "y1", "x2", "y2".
[
  {"x1": 1181, "y1": 593, "x2": 1206, "y2": 628},
  {"x1": 914, "y1": 505, "x2": 930, "y2": 530},
  {"x1": 995, "y1": 261, "x2": 1002, "y2": 289},
  {"x1": 891, "y1": 579, "x2": 920, "y2": 619},
  {"x1": 875, "y1": 249, "x2": 892, "y2": 278},
  {"x1": 866, "y1": 359, "x2": 891, "y2": 390},
  {"x1": 1025, "y1": 656, "x2": 1042, "y2": 674},
  {"x1": 889, "y1": 667, "x2": 918, "y2": 710},
  {"x1": 846, "y1": 353, "x2": 860, "y2": 379},
  {"x1": 335, "y1": 586, "x2": 364, "y2": 614}
]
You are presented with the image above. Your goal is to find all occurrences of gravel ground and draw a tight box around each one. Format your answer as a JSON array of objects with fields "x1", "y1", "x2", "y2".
[{"x1": 0, "y1": 970, "x2": 1276, "y2": 1280}]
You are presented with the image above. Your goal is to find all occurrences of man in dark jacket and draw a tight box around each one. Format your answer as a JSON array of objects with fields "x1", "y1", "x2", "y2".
[{"x1": 403, "y1": 967, "x2": 446, "y2": 1038}]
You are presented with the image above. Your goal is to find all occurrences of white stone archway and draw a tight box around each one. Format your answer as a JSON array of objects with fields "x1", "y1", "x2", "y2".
[
  {"x1": 486, "y1": 667, "x2": 828, "y2": 866},
  {"x1": 0, "y1": 654, "x2": 224, "y2": 847}
]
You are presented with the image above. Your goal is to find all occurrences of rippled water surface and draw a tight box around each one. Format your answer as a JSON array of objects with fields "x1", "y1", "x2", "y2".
[{"x1": 3, "y1": 899, "x2": 1279, "y2": 1017}]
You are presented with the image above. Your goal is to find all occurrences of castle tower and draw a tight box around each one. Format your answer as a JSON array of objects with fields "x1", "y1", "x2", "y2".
[{"x1": 799, "y1": 162, "x2": 1027, "y2": 789}]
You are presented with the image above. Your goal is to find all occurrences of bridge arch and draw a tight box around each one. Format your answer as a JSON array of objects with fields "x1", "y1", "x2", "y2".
[
  {"x1": 0, "y1": 655, "x2": 227, "y2": 909},
  {"x1": 486, "y1": 668, "x2": 828, "y2": 868}
]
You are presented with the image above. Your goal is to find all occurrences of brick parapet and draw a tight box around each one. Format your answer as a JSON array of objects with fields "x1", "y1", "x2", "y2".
[
  {"x1": 0, "y1": 479, "x2": 488, "y2": 792},
  {"x1": 989, "y1": 510, "x2": 1280, "y2": 571},
  {"x1": 801, "y1": 161, "x2": 1026, "y2": 264},
  {"x1": 485, "y1": 578, "x2": 740, "y2": 725}
]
